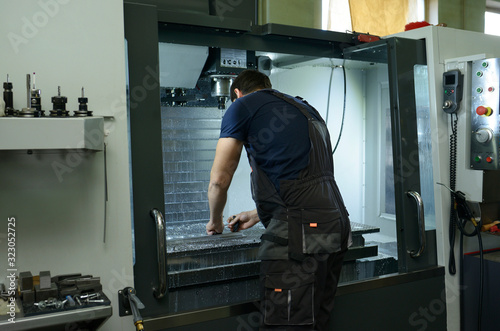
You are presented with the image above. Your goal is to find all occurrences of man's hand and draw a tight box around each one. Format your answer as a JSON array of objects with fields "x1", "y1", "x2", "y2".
[
  {"x1": 206, "y1": 220, "x2": 224, "y2": 235},
  {"x1": 227, "y1": 209, "x2": 260, "y2": 232}
]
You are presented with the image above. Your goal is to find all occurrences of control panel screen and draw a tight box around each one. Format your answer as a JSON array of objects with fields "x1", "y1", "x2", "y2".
[{"x1": 445, "y1": 74, "x2": 455, "y2": 85}]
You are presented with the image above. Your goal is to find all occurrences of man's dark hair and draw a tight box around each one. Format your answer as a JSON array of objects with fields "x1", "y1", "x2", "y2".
[{"x1": 230, "y1": 69, "x2": 272, "y2": 102}]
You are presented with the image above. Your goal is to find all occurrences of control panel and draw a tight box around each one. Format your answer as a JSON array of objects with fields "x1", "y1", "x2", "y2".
[
  {"x1": 470, "y1": 58, "x2": 500, "y2": 170},
  {"x1": 443, "y1": 70, "x2": 463, "y2": 114}
]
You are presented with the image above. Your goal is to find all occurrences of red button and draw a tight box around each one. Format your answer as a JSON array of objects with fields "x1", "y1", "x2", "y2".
[
  {"x1": 488, "y1": 87, "x2": 495, "y2": 92},
  {"x1": 476, "y1": 106, "x2": 493, "y2": 116},
  {"x1": 486, "y1": 157, "x2": 493, "y2": 163},
  {"x1": 476, "y1": 106, "x2": 487, "y2": 115}
]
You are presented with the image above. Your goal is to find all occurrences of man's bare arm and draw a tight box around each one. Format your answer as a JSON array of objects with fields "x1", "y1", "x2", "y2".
[{"x1": 206, "y1": 137, "x2": 243, "y2": 235}]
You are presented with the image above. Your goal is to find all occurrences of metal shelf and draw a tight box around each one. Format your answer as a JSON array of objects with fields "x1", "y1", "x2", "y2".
[
  {"x1": 0, "y1": 304, "x2": 112, "y2": 331},
  {"x1": 0, "y1": 117, "x2": 104, "y2": 151}
]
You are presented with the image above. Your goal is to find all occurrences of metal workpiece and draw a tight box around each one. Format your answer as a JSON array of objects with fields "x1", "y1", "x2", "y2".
[
  {"x1": 18, "y1": 271, "x2": 34, "y2": 291},
  {"x1": 164, "y1": 220, "x2": 385, "y2": 314},
  {"x1": 166, "y1": 222, "x2": 262, "y2": 255},
  {"x1": 166, "y1": 222, "x2": 262, "y2": 290},
  {"x1": 163, "y1": 223, "x2": 260, "y2": 313},
  {"x1": 39, "y1": 270, "x2": 51, "y2": 290}
]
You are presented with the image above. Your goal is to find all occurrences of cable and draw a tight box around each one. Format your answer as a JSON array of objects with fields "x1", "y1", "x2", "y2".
[
  {"x1": 478, "y1": 234, "x2": 484, "y2": 331},
  {"x1": 325, "y1": 60, "x2": 334, "y2": 125},
  {"x1": 449, "y1": 113, "x2": 458, "y2": 191},
  {"x1": 459, "y1": 232, "x2": 464, "y2": 331},
  {"x1": 452, "y1": 193, "x2": 483, "y2": 331},
  {"x1": 439, "y1": 180, "x2": 484, "y2": 331},
  {"x1": 332, "y1": 63, "x2": 347, "y2": 155},
  {"x1": 448, "y1": 113, "x2": 458, "y2": 275},
  {"x1": 443, "y1": 111, "x2": 484, "y2": 331}
]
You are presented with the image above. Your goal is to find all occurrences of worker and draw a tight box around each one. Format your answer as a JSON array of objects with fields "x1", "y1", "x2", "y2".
[{"x1": 206, "y1": 69, "x2": 352, "y2": 330}]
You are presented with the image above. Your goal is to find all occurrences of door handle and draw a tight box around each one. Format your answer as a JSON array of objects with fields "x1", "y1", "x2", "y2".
[
  {"x1": 406, "y1": 191, "x2": 426, "y2": 258},
  {"x1": 150, "y1": 208, "x2": 167, "y2": 299}
]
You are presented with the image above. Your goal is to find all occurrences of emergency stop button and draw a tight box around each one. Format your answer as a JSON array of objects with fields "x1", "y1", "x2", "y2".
[{"x1": 476, "y1": 106, "x2": 493, "y2": 116}]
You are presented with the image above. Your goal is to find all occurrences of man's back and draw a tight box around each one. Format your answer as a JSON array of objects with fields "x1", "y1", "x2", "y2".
[{"x1": 220, "y1": 89, "x2": 322, "y2": 192}]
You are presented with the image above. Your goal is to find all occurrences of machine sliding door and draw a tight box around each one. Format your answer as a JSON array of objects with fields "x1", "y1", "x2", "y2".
[{"x1": 345, "y1": 38, "x2": 437, "y2": 272}]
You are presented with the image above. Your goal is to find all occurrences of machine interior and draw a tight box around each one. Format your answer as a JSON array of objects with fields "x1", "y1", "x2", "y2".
[{"x1": 154, "y1": 44, "x2": 434, "y2": 312}]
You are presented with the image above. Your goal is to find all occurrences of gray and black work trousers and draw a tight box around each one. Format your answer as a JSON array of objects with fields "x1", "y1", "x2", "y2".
[{"x1": 259, "y1": 248, "x2": 347, "y2": 331}]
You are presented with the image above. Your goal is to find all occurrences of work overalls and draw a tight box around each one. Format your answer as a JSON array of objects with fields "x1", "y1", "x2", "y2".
[{"x1": 248, "y1": 90, "x2": 352, "y2": 331}]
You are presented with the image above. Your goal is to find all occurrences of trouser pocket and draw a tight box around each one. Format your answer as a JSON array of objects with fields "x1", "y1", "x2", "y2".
[
  {"x1": 301, "y1": 209, "x2": 342, "y2": 254},
  {"x1": 263, "y1": 272, "x2": 315, "y2": 326}
]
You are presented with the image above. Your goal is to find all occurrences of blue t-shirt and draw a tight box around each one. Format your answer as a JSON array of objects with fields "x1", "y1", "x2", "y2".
[{"x1": 220, "y1": 89, "x2": 320, "y2": 191}]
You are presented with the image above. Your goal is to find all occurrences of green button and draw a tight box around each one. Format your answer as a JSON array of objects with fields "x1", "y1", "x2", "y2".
[
  {"x1": 477, "y1": 71, "x2": 483, "y2": 77},
  {"x1": 482, "y1": 62, "x2": 488, "y2": 68},
  {"x1": 476, "y1": 87, "x2": 483, "y2": 93},
  {"x1": 475, "y1": 156, "x2": 481, "y2": 162}
]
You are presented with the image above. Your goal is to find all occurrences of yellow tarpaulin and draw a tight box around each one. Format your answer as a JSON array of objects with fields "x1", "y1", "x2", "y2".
[{"x1": 349, "y1": 0, "x2": 416, "y2": 36}]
